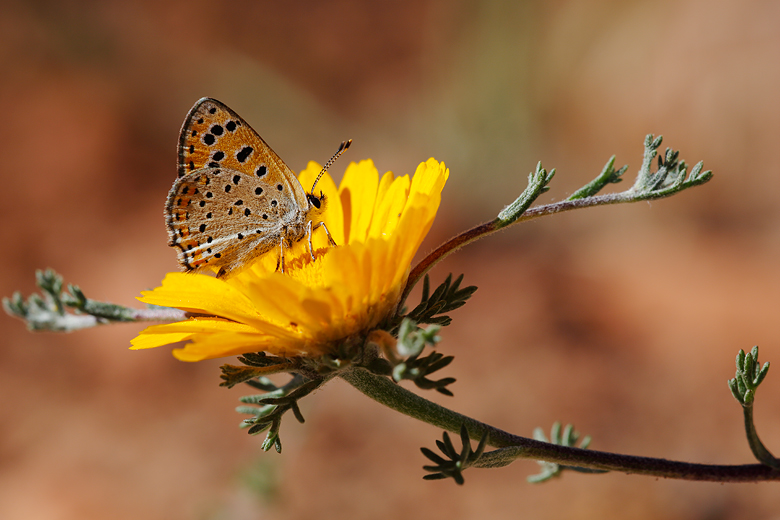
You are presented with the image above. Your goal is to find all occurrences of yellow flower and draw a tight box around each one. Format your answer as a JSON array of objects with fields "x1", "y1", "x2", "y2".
[{"x1": 131, "y1": 158, "x2": 449, "y2": 361}]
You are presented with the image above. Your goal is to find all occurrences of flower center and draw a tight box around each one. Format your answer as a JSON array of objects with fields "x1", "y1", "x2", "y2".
[{"x1": 283, "y1": 246, "x2": 332, "y2": 287}]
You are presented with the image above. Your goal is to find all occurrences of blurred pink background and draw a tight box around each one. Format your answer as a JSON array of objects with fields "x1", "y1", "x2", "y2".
[{"x1": 2, "y1": 1, "x2": 780, "y2": 518}]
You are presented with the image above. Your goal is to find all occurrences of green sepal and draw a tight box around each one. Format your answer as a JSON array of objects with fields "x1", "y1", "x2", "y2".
[
  {"x1": 235, "y1": 369, "x2": 323, "y2": 451},
  {"x1": 390, "y1": 319, "x2": 456, "y2": 395},
  {"x1": 403, "y1": 274, "x2": 477, "y2": 329},
  {"x1": 421, "y1": 425, "x2": 488, "y2": 485}
]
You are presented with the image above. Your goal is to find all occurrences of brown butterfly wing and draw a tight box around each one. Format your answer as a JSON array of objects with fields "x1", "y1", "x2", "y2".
[
  {"x1": 177, "y1": 98, "x2": 308, "y2": 208},
  {"x1": 166, "y1": 167, "x2": 298, "y2": 276}
]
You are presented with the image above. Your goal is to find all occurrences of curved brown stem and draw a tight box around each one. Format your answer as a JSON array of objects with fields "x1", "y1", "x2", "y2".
[{"x1": 340, "y1": 367, "x2": 780, "y2": 482}]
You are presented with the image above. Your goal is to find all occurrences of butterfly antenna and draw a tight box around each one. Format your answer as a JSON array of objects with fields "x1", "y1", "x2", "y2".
[{"x1": 311, "y1": 139, "x2": 352, "y2": 193}]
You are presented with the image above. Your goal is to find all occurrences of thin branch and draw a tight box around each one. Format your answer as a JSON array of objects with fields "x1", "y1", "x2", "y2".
[
  {"x1": 339, "y1": 367, "x2": 780, "y2": 482},
  {"x1": 401, "y1": 134, "x2": 712, "y2": 305},
  {"x1": 3, "y1": 269, "x2": 186, "y2": 332}
]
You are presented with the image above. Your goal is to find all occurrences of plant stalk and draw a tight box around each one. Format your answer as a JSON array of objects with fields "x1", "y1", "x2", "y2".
[{"x1": 339, "y1": 367, "x2": 780, "y2": 482}]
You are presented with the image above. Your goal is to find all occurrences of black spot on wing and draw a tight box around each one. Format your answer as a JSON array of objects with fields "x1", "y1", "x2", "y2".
[{"x1": 236, "y1": 146, "x2": 253, "y2": 163}]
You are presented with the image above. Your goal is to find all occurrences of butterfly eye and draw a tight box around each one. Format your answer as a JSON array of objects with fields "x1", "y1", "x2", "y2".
[{"x1": 307, "y1": 193, "x2": 321, "y2": 209}]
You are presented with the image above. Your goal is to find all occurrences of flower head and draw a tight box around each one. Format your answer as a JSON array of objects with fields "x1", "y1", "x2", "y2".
[{"x1": 131, "y1": 159, "x2": 448, "y2": 361}]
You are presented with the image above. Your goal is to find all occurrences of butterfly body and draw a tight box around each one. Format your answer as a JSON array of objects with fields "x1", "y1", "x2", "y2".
[{"x1": 166, "y1": 98, "x2": 327, "y2": 278}]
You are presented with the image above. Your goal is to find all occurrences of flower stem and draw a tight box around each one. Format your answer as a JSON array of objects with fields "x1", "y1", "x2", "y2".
[
  {"x1": 403, "y1": 220, "x2": 497, "y2": 306},
  {"x1": 742, "y1": 403, "x2": 780, "y2": 469},
  {"x1": 403, "y1": 192, "x2": 642, "y2": 304},
  {"x1": 339, "y1": 367, "x2": 780, "y2": 482},
  {"x1": 403, "y1": 136, "x2": 712, "y2": 304}
]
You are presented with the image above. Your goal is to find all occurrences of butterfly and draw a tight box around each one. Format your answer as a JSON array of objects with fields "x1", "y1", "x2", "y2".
[{"x1": 165, "y1": 97, "x2": 350, "y2": 279}]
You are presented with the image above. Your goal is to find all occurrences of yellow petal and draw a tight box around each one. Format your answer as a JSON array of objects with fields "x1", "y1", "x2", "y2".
[
  {"x1": 394, "y1": 204, "x2": 436, "y2": 269},
  {"x1": 409, "y1": 158, "x2": 449, "y2": 200},
  {"x1": 173, "y1": 332, "x2": 280, "y2": 361},
  {"x1": 376, "y1": 170, "x2": 395, "y2": 205},
  {"x1": 339, "y1": 160, "x2": 379, "y2": 244},
  {"x1": 368, "y1": 174, "x2": 410, "y2": 239},
  {"x1": 138, "y1": 273, "x2": 264, "y2": 327},
  {"x1": 131, "y1": 331, "x2": 192, "y2": 350},
  {"x1": 133, "y1": 318, "x2": 258, "y2": 338},
  {"x1": 130, "y1": 318, "x2": 257, "y2": 351}
]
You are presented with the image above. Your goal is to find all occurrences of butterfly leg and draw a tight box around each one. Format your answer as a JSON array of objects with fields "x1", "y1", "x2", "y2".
[
  {"x1": 306, "y1": 220, "x2": 316, "y2": 261},
  {"x1": 306, "y1": 221, "x2": 338, "y2": 263},
  {"x1": 316, "y1": 222, "x2": 337, "y2": 247},
  {"x1": 277, "y1": 236, "x2": 286, "y2": 273}
]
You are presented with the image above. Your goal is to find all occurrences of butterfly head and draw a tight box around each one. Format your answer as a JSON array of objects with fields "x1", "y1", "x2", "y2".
[
  {"x1": 305, "y1": 139, "x2": 350, "y2": 222},
  {"x1": 306, "y1": 191, "x2": 324, "y2": 210},
  {"x1": 305, "y1": 192, "x2": 328, "y2": 239},
  {"x1": 307, "y1": 191, "x2": 327, "y2": 212}
]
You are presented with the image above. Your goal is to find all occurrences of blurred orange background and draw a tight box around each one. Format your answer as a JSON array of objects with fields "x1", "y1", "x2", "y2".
[{"x1": 2, "y1": 1, "x2": 780, "y2": 518}]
